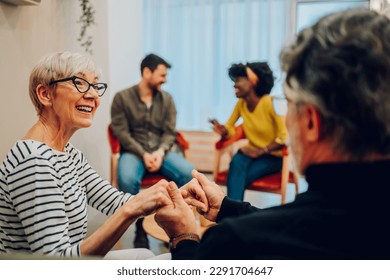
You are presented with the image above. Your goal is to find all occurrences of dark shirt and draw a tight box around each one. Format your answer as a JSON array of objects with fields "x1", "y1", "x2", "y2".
[
  {"x1": 110, "y1": 85, "x2": 177, "y2": 158},
  {"x1": 172, "y1": 160, "x2": 390, "y2": 259}
]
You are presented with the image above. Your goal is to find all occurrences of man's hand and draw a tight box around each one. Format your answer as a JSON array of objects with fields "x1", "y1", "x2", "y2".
[
  {"x1": 149, "y1": 149, "x2": 164, "y2": 172},
  {"x1": 191, "y1": 170, "x2": 225, "y2": 222},
  {"x1": 143, "y1": 150, "x2": 163, "y2": 172},
  {"x1": 180, "y1": 178, "x2": 208, "y2": 212},
  {"x1": 155, "y1": 182, "x2": 197, "y2": 238},
  {"x1": 143, "y1": 152, "x2": 155, "y2": 171},
  {"x1": 125, "y1": 179, "x2": 172, "y2": 218}
]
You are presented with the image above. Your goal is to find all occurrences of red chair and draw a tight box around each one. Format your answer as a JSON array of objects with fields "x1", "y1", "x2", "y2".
[
  {"x1": 213, "y1": 125, "x2": 299, "y2": 204},
  {"x1": 108, "y1": 124, "x2": 190, "y2": 190}
]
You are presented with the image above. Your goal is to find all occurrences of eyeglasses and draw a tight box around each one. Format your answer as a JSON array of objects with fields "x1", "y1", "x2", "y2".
[{"x1": 49, "y1": 76, "x2": 108, "y2": 97}]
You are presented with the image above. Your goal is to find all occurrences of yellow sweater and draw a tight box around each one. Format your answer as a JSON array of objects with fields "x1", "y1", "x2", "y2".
[{"x1": 225, "y1": 95, "x2": 288, "y2": 157}]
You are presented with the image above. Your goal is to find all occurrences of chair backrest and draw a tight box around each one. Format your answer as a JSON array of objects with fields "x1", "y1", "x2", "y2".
[
  {"x1": 107, "y1": 124, "x2": 190, "y2": 188},
  {"x1": 108, "y1": 125, "x2": 120, "y2": 154},
  {"x1": 212, "y1": 125, "x2": 298, "y2": 204},
  {"x1": 108, "y1": 125, "x2": 120, "y2": 188}
]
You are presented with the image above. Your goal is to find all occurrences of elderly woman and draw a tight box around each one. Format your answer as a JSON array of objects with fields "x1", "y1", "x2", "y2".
[
  {"x1": 212, "y1": 62, "x2": 288, "y2": 201},
  {"x1": 0, "y1": 52, "x2": 203, "y2": 259}
]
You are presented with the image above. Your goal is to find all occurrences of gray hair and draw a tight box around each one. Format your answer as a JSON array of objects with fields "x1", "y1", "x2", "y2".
[
  {"x1": 280, "y1": 8, "x2": 390, "y2": 159},
  {"x1": 29, "y1": 51, "x2": 100, "y2": 115}
]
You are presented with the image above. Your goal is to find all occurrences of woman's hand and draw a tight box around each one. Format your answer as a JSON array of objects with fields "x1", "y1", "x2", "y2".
[
  {"x1": 240, "y1": 145, "x2": 264, "y2": 158},
  {"x1": 125, "y1": 179, "x2": 173, "y2": 219},
  {"x1": 212, "y1": 122, "x2": 228, "y2": 138}
]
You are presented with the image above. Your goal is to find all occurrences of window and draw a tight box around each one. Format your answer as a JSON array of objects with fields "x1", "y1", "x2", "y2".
[
  {"x1": 144, "y1": 0, "x2": 289, "y2": 130},
  {"x1": 292, "y1": 0, "x2": 369, "y2": 34},
  {"x1": 143, "y1": 0, "x2": 369, "y2": 131}
]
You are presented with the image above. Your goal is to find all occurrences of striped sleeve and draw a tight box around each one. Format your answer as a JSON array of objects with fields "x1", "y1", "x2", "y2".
[
  {"x1": 3, "y1": 153, "x2": 80, "y2": 257},
  {"x1": 68, "y1": 146, "x2": 132, "y2": 216}
]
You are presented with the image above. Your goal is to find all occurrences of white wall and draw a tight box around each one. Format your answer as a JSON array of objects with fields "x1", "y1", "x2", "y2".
[
  {"x1": 107, "y1": 0, "x2": 143, "y2": 102},
  {"x1": 0, "y1": 0, "x2": 143, "y2": 180},
  {"x1": 0, "y1": 1, "x2": 77, "y2": 161}
]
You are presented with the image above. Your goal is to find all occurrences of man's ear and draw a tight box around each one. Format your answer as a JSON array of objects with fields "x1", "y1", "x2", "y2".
[
  {"x1": 35, "y1": 84, "x2": 52, "y2": 107},
  {"x1": 142, "y1": 67, "x2": 152, "y2": 79},
  {"x1": 302, "y1": 104, "x2": 321, "y2": 143}
]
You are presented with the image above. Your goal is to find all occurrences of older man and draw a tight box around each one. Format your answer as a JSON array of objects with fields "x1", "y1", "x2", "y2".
[{"x1": 155, "y1": 8, "x2": 390, "y2": 259}]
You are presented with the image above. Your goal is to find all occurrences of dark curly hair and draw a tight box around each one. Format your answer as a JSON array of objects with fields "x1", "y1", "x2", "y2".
[
  {"x1": 280, "y1": 8, "x2": 390, "y2": 159},
  {"x1": 228, "y1": 62, "x2": 274, "y2": 97}
]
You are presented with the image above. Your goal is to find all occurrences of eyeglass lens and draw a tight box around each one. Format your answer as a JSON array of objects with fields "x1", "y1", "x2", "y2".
[{"x1": 73, "y1": 77, "x2": 106, "y2": 97}]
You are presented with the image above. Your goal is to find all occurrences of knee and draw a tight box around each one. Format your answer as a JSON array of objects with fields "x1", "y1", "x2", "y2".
[
  {"x1": 168, "y1": 170, "x2": 192, "y2": 187},
  {"x1": 118, "y1": 175, "x2": 141, "y2": 195},
  {"x1": 176, "y1": 172, "x2": 193, "y2": 187},
  {"x1": 229, "y1": 156, "x2": 245, "y2": 172}
]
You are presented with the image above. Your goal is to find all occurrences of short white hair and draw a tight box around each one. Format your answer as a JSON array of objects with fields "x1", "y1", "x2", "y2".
[{"x1": 29, "y1": 51, "x2": 100, "y2": 115}]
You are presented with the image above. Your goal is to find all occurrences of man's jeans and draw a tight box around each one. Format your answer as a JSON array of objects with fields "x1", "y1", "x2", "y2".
[
  {"x1": 227, "y1": 151, "x2": 283, "y2": 201},
  {"x1": 117, "y1": 151, "x2": 194, "y2": 195}
]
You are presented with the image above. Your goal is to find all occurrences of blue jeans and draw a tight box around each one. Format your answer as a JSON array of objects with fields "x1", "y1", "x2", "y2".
[
  {"x1": 227, "y1": 151, "x2": 283, "y2": 201},
  {"x1": 117, "y1": 151, "x2": 194, "y2": 195}
]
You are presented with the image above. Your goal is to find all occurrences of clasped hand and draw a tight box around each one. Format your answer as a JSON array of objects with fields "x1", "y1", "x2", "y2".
[
  {"x1": 129, "y1": 170, "x2": 225, "y2": 239},
  {"x1": 154, "y1": 170, "x2": 226, "y2": 239},
  {"x1": 128, "y1": 172, "x2": 207, "y2": 221},
  {"x1": 240, "y1": 145, "x2": 264, "y2": 158},
  {"x1": 143, "y1": 150, "x2": 164, "y2": 172}
]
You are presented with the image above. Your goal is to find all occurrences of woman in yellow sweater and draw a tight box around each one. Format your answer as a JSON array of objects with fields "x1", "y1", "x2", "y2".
[{"x1": 213, "y1": 62, "x2": 288, "y2": 201}]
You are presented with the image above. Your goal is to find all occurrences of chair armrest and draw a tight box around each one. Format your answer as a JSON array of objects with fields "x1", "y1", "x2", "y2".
[
  {"x1": 176, "y1": 131, "x2": 190, "y2": 151},
  {"x1": 215, "y1": 124, "x2": 246, "y2": 150},
  {"x1": 281, "y1": 145, "x2": 288, "y2": 156},
  {"x1": 213, "y1": 125, "x2": 247, "y2": 179}
]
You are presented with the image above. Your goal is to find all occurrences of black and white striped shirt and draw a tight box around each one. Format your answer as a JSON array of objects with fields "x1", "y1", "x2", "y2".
[{"x1": 0, "y1": 140, "x2": 132, "y2": 257}]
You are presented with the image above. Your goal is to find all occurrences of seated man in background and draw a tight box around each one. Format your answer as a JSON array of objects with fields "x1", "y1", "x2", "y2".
[
  {"x1": 110, "y1": 53, "x2": 194, "y2": 249},
  {"x1": 155, "y1": 8, "x2": 390, "y2": 259},
  {"x1": 211, "y1": 62, "x2": 287, "y2": 201}
]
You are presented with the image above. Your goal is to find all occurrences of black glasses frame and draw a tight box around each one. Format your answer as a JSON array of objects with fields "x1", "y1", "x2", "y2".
[{"x1": 48, "y1": 76, "x2": 108, "y2": 97}]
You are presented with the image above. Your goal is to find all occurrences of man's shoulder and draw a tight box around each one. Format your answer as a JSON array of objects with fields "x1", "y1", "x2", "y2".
[
  {"x1": 158, "y1": 90, "x2": 173, "y2": 98},
  {"x1": 115, "y1": 85, "x2": 138, "y2": 97},
  {"x1": 155, "y1": 90, "x2": 174, "y2": 105}
]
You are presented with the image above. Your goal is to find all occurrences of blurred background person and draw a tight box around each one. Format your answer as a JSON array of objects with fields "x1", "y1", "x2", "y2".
[
  {"x1": 211, "y1": 62, "x2": 287, "y2": 201},
  {"x1": 110, "y1": 53, "x2": 194, "y2": 248}
]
